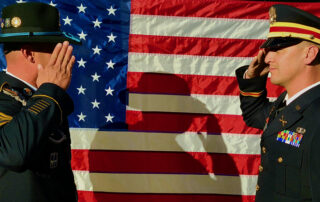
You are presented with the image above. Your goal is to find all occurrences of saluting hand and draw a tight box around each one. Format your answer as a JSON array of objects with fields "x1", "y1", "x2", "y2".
[
  {"x1": 36, "y1": 41, "x2": 75, "y2": 90},
  {"x1": 245, "y1": 49, "x2": 269, "y2": 79}
]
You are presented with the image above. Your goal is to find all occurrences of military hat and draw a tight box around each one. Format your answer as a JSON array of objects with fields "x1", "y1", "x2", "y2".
[
  {"x1": 0, "y1": 2, "x2": 80, "y2": 44},
  {"x1": 261, "y1": 4, "x2": 320, "y2": 49}
]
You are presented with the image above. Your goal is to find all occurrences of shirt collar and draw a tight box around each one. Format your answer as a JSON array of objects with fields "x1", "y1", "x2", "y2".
[
  {"x1": 285, "y1": 81, "x2": 320, "y2": 105},
  {"x1": 5, "y1": 71, "x2": 37, "y2": 91}
]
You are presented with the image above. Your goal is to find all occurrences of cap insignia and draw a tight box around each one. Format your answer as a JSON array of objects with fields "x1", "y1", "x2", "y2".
[
  {"x1": 11, "y1": 17, "x2": 21, "y2": 28},
  {"x1": 5, "y1": 18, "x2": 11, "y2": 28},
  {"x1": 269, "y1": 6, "x2": 277, "y2": 25}
]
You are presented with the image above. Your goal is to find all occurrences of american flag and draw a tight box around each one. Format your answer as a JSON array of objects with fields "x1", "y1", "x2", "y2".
[{"x1": 1, "y1": 0, "x2": 320, "y2": 201}]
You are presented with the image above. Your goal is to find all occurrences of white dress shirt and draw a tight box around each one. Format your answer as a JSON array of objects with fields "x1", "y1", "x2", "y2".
[{"x1": 285, "y1": 81, "x2": 320, "y2": 105}]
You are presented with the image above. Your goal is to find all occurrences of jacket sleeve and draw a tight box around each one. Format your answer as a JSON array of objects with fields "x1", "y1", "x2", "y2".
[
  {"x1": 0, "y1": 83, "x2": 73, "y2": 172},
  {"x1": 235, "y1": 66, "x2": 273, "y2": 130}
]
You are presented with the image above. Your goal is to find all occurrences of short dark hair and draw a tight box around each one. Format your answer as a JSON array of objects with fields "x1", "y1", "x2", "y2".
[
  {"x1": 3, "y1": 43, "x2": 21, "y2": 54},
  {"x1": 3, "y1": 43, "x2": 56, "y2": 55}
]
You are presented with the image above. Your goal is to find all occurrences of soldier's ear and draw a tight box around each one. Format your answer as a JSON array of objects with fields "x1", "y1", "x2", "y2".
[
  {"x1": 304, "y1": 45, "x2": 319, "y2": 65},
  {"x1": 20, "y1": 47, "x2": 35, "y2": 64}
]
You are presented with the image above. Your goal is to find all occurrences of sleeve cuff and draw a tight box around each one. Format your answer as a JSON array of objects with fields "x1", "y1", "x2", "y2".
[{"x1": 236, "y1": 65, "x2": 268, "y2": 94}]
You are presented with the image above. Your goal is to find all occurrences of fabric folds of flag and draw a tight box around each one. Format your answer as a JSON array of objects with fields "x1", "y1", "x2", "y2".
[{"x1": 1, "y1": 0, "x2": 320, "y2": 202}]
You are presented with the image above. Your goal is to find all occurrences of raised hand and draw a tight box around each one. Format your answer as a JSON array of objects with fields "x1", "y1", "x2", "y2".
[
  {"x1": 36, "y1": 41, "x2": 75, "y2": 90},
  {"x1": 245, "y1": 49, "x2": 269, "y2": 79}
]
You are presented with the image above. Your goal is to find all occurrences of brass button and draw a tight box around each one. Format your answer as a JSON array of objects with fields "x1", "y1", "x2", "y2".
[
  {"x1": 256, "y1": 185, "x2": 260, "y2": 191},
  {"x1": 262, "y1": 146, "x2": 267, "y2": 154},
  {"x1": 259, "y1": 165, "x2": 263, "y2": 172},
  {"x1": 278, "y1": 157, "x2": 283, "y2": 163}
]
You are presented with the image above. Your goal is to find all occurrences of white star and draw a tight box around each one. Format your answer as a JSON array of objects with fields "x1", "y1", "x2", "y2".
[
  {"x1": 107, "y1": 33, "x2": 117, "y2": 43},
  {"x1": 105, "y1": 113, "x2": 114, "y2": 123},
  {"x1": 77, "y1": 3, "x2": 87, "y2": 13},
  {"x1": 77, "y1": 85, "x2": 86, "y2": 95},
  {"x1": 106, "y1": 60, "x2": 115, "y2": 69},
  {"x1": 63, "y1": 16, "x2": 72, "y2": 26},
  {"x1": 49, "y1": 1, "x2": 57, "y2": 7},
  {"x1": 16, "y1": 0, "x2": 26, "y2": 3},
  {"x1": 107, "y1": 6, "x2": 117, "y2": 16},
  {"x1": 92, "y1": 18, "x2": 102, "y2": 28},
  {"x1": 92, "y1": 45, "x2": 102, "y2": 55},
  {"x1": 91, "y1": 99, "x2": 101, "y2": 109},
  {"x1": 77, "y1": 58, "x2": 87, "y2": 68},
  {"x1": 105, "y1": 86, "x2": 114, "y2": 96},
  {"x1": 78, "y1": 31, "x2": 87, "y2": 40},
  {"x1": 77, "y1": 112, "x2": 86, "y2": 122},
  {"x1": 91, "y1": 72, "x2": 101, "y2": 82}
]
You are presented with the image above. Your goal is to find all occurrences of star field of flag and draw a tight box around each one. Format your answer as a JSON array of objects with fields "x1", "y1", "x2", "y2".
[{"x1": 0, "y1": 0, "x2": 131, "y2": 129}]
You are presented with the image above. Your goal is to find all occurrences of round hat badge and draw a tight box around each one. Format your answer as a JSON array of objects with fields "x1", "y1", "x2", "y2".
[{"x1": 11, "y1": 17, "x2": 21, "y2": 28}]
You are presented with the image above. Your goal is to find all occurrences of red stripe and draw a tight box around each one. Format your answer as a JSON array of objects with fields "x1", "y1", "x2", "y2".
[
  {"x1": 129, "y1": 34, "x2": 264, "y2": 57},
  {"x1": 270, "y1": 26, "x2": 320, "y2": 39},
  {"x1": 78, "y1": 191, "x2": 255, "y2": 202},
  {"x1": 72, "y1": 150, "x2": 260, "y2": 175},
  {"x1": 131, "y1": 0, "x2": 320, "y2": 19},
  {"x1": 126, "y1": 110, "x2": 262, "y2": 134},
  {"x1": 127, "y1": 72, "x2": 284, "y2": 97}
]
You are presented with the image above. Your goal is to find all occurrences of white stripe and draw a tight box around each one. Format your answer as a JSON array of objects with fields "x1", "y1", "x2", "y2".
[
  {"x1": 70, "y1": 129, "x2": 260, "y2": 155},
  {"x1": 130, "y1": 14, "x2": 268, "y2": 39},
  {"x1": 128, "y1": 93, "x2": 242, "y2": 115},
  {"x1": 73, "y1": 170, "x2": 257, "y2": 195},
  {"x1": 128, "y1": 53, "x2": 252, "y2": 77}
]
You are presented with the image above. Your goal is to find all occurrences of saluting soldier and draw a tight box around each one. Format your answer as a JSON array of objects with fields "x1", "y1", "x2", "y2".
[
  {"x1": 0, "y1": 2, "x2": 81, "y2": 202},
  {"x1": 236, "y1": 4, "x2": 320, "y2": 202}
]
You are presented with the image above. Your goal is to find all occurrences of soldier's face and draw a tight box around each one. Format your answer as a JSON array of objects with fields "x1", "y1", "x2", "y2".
[{"x1": 264, "y1": 43, "x2": 305, "y2": 87}]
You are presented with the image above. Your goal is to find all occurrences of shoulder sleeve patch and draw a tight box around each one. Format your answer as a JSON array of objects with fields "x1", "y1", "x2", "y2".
[
  {"x1": 27, "y1": 100, "x2": 51, "y2": 115},
  {"x1": 31, "y1": 95, "x2": 62, "y2": 124}
]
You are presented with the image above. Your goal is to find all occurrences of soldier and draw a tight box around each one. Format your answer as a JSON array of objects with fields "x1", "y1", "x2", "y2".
[
  {"x1": 236, "y1": 4, "x2": 320, "y2": 202},
  {"x1": 0, "y1": 2, "x2": 80, "y2": 201}
]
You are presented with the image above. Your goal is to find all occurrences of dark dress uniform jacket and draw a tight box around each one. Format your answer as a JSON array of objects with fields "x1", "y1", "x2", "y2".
[
  {"x1": 0, "y1": 72, "x2": 77, "y2": 202},
  {"x1": 236, "y1": 66, "x2": 320, "y2": 202}
]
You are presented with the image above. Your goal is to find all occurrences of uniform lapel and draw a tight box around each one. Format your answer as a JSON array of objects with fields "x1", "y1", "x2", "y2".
[
  {"x1": 263, "y1": 84, "x2": 320, "y2": 139},
  {"x1": 263, "y1": 106, "x2": 302, "y2": 138}
]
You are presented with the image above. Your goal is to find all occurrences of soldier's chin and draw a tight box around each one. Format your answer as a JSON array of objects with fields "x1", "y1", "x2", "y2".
[{"x1": 270, "y1": 77, "x2": 284, "y2": 87}]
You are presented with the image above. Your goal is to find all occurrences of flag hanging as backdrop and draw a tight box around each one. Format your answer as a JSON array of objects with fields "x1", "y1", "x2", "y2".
[{"x1": 1, "y1": 0, "x2": 320, "y2": 202}]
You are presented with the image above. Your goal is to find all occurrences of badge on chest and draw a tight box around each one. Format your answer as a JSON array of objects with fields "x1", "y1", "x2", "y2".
[{"x1": 276, "y1": 129, "x2": 304, "y2": 148}]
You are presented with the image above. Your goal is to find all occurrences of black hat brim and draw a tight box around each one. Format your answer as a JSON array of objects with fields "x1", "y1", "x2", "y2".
[
  {"x1": 0, "y1": 33, "x2": 81, "y2": 45},
  {"x1": 260, "y1": 37, "x2": 303, "y2": 49}
]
